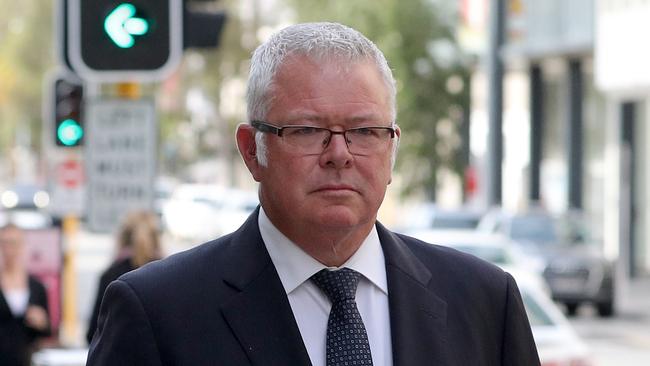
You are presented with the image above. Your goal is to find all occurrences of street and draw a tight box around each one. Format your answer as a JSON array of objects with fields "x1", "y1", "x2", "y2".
[{"x1": 568, "y1": 278, "x2": 650, "y2": 366}]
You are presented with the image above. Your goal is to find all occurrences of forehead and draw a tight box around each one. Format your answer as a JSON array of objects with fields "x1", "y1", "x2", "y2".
[{"x1": 269, "y1": 55, "x2": 391, "y2": 122}]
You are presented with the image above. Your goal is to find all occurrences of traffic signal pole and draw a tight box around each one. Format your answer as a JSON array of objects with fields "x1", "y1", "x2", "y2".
[{"x1": 60, "y1": 215, "x2": 80, "y2": 346}]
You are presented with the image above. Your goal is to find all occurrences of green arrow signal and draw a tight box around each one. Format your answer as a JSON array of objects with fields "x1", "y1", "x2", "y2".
[
  {"x1": 104, "y1": 3, "x2": 150, "y2": 49},
  {"x1": 57, "y1": 119, "x2": 84, "y2": 146}
]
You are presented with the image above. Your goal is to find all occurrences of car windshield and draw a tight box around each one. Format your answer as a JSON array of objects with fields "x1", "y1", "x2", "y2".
[
  {"x1": 521, "y1": 292, "x2": 554, "y2": 327},
  {"x1": 509, "y1": 216, "x2": 558, "y2": 244},
  {"x1": 453, "y1": 245, "x2": 510, "y2": 265},
  {"x1": 431, "y1": 216, "x2": 480, "y2": 229}
]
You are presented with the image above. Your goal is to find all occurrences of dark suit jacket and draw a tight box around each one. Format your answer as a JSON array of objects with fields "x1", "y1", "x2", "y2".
[
  {"x1": 87, "y1": 209, "x2": 540, "y2": 365},
  {"x1": 86, "y1": 257, "x2": 135, "y2": 344},
  {"x1": 0, "y1": 276, "x2": 51, "y2": 366}
]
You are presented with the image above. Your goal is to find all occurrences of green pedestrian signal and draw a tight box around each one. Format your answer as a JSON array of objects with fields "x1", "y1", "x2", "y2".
[
  {"x1": 57, "y1": 119, "x2": 84, "y2": 146},
  {"x1": 67, "y1": 0, "x2": 183, "y2": 82},
  {"x1": 104, "y1": 3, "x2": 150, "y2": 49}
]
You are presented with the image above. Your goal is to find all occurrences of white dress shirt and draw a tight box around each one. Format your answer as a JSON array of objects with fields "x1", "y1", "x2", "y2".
[{"x1": 259, "y1": 207, "x2": 393, "y2": 366}]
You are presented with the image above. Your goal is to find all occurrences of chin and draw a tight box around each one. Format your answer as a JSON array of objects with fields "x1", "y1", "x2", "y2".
[{"x1": 313, "y1": 206, "x2": 368, "y2": 229}]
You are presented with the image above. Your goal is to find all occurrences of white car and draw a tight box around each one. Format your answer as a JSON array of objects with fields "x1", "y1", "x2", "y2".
[
  {"x1": 162, "y1": 184, "x2": 258, "y2": 243},
  {"x1": 162, "y1": 184, "x2": 225, "y2": 242},
  {"x1": 404, "y1": 229, "x2": 546, "y2": 274},
  {"x1": 518, "y1": 275, "x2": 593, "y2": 366},
  {"x1": 394, "y1": 203, "x2": 484, "y2": 231},
  {"x1": 404, "y1": 229, "x2": 591, "y2": 365}
]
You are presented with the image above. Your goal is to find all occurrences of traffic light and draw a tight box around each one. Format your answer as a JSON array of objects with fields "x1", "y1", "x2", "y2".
[
  {"x1": 54, "y1": 78, "x2": 84, "y2": 147},
  {"x1": 67, "y1": 0, "x2": 182, "y2": 82}
]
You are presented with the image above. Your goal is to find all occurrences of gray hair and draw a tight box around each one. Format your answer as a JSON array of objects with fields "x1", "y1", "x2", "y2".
[{"x1": 246, "y1": 22, "x2": 398, "y2": 167}]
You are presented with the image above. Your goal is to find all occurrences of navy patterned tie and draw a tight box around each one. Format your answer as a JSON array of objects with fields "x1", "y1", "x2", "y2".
[{"x1": 311, "y1": 268, "x2": 373, "y2": 366}]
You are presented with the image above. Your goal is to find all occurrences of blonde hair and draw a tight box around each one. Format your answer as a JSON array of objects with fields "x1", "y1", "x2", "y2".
[{"x1": 116, "y1": 211, "x2": 161, "y2": 268}]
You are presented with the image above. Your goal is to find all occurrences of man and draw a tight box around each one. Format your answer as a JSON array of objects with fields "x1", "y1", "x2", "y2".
[{"x1": 87, "y1": 22, "x2": 540, "y2": 365}]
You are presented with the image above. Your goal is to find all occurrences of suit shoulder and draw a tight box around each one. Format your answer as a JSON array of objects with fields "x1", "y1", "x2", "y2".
[{"x1": 394, "y1": 232, "x2": 509, "y2": 286}]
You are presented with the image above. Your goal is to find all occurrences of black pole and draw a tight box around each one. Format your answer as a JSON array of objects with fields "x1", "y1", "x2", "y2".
[
  {"x1": 461, "y1": 74, "x2": 472, "y2": 203},
  {"x1": 487, "y1": 0, "x2": 506, "y2": 206},
  {"x1": 621, "y1": 102, "x2": 637, "y2": 277},
  {"x1": 529, "y1": 63, "x2": 543, "y2": 204},
  {"x1": 567, "y1": 59, "x2": 583, "y2": 210}
]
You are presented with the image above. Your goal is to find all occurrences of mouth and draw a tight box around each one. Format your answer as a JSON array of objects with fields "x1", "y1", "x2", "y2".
[{"x1": 313, "y1": 185, "x2": 359, "y2": 194}]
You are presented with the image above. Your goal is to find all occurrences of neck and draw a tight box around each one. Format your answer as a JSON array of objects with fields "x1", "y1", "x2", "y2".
[
  {"x1": 313, "y1": 229, "x2": 373, "y2": 267},
  {"x1": 269, "y1": 215, "x2": 375, "y2": 267}
]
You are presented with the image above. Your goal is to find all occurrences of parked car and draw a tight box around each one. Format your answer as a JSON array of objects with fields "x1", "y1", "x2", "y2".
[
  {"x1": 479, "y1": 208, "x2": 616, "y2": 317},
  {"x1": 404, "y1": 229, "x2": 548, "y2": 292},
  {"x1": 1, "y1": 183, "x2": 50, "y2": 210},
  {"x1": 0, "y1": 210, "x2": 53, "y2": 230},
  {"x1": 517, "y1": 273, "x2": 592, "y2": 366},
  {"x1": 0, "y1": 183, "x2": 53, "y2": 229},
  {"x1": 395, "y1": 203, "x2": 484, "y2": 232},
  {"x1": 162, "y1": 184, "x2": 258, "y2": 242},
  {"x1": 405, "y1": 228, "x2": 591, "y2": 365}
]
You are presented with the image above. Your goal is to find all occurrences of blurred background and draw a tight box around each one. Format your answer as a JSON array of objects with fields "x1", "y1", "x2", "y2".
[{"x1": 1, "y1": 0, "x2": 649, "y2": 365}]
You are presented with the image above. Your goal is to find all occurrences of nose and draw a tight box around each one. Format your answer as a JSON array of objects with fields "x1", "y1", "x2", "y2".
[{"x1": 320, "y1": 132, "x2": 352, "y2": 168}]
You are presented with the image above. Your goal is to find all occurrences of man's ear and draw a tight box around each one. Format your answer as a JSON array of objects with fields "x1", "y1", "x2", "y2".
[{"x1": 236, "y1": 123, "x2": 263, "y2": 182}]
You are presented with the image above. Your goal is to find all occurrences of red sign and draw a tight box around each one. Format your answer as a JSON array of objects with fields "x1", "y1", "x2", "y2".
[{"x1": 58, "y1": 159, "x2": 84, "y2": 189}]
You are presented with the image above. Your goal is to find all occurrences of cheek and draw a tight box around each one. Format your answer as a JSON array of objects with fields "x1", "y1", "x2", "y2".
[
  {"x1": 263, "y1": 158, "x2": 310, "y2": 194},
  {"x1": 362, "y1": 159, "x2": 393, "y2": 185}
]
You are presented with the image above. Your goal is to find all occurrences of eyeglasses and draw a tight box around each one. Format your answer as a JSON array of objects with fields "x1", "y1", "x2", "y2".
[{"x1": 251, "y1": 120, "x2": 396, "y2": 155}]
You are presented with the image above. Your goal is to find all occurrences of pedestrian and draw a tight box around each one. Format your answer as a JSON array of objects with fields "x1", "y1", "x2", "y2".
[
  {"x1": 87, "y1": 22, "x2": 540, "y2": 365},
  {"x1": 0, "y1": 223, "x2": 50, "y2": 366},
  {"x1": 85, "y1": 210, "x2": 161, "y2": 344}
]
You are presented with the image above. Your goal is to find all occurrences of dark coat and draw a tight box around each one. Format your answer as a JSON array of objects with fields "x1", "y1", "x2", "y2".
[
  {"x1": 0, "y1": 275, "x2": 51, "y2": 366},
  {"x1": 86, "y1": 257, "x2": 135, "y2": 344},
  {"x1": 87, "y1": 209, "x2": 540, "y2": 365}
]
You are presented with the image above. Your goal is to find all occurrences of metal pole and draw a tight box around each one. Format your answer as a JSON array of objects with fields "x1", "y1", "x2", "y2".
[
  {"x1": 487, "y1": 0, "x2": 506, "y2": 206},
  {"x1": 529, "y1": 63, "x2": 543, "y2": 203},
  {"x1": 461, "y1": 74, "x2": 472, "y2": 203},
  {"x1": 621, "y1": 102, "x2": 636, "y2": 277},
  {"x1": 567, "y1": 59, "x2": 583, "y2": 210}
]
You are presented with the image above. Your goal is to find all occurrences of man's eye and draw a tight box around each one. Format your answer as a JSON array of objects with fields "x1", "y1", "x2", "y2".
[
  {"x1": 288, "y1": 127, "x2": 320, "y2": 135},
  {"x1": 350, "y1": 128, "x2": 377, "y2": 136}
]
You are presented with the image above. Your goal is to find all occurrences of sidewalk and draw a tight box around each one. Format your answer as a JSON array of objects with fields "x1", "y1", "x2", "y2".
[
  {"x1": 618, "y1": 275, "x2": 650, "y2": 318},
  {"x1": 568, "y1": 275, "x2": 650, "y2": 366}
]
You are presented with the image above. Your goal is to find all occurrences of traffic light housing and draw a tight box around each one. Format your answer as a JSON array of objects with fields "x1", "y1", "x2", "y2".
[
  {"x1": 67, "y1": 0, "x2": 182, "y2": 82},
  {"x1": 54, "y1": 78, "x2": 84, "y2": 147}
]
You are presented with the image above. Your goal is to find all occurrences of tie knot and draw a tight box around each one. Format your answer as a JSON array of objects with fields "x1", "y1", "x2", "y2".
[{"x1": 311, "y1": 268, "x2": 361, "y2": 303}]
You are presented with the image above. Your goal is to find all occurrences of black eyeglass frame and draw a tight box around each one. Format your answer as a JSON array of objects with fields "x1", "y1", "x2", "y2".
[{"x1": 251, "y1": 120, "x2": 396, "y2": 140}]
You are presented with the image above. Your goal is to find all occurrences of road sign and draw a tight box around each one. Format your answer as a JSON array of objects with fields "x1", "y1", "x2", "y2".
[
  {"x1": 86, "y1": 99, "x2": 156, "y2": 232},
  {"x1": 67, "y1": 0, "x2": 182, "y2": 82},
  {"x1": 58, "y1": 159, "x2": 84, "y2": 189},
  {"x1": 48, "y1": 156, "x2": 86, "y2": 218}
]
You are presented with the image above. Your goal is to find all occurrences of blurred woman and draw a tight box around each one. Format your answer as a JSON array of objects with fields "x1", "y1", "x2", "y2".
[
  {"x1": 0, "y1": 223, "x2": 50, "y2": 366},
  {"x1": 86, "y1": 210, "x2": 162, "y2": 344}
]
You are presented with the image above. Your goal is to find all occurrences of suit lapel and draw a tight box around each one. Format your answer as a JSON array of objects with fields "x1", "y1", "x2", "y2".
[
  {"x1": 219, "y1": 209, "x2": 312, "y2": 366},
  {"x1": 377, "y1": 223, "x2": 450, "y2": 366}
]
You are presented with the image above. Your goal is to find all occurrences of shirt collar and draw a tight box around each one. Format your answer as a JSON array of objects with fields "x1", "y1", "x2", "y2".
[{"x1": 258, "y1": 207, "x2": 388, "y2": 295}]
